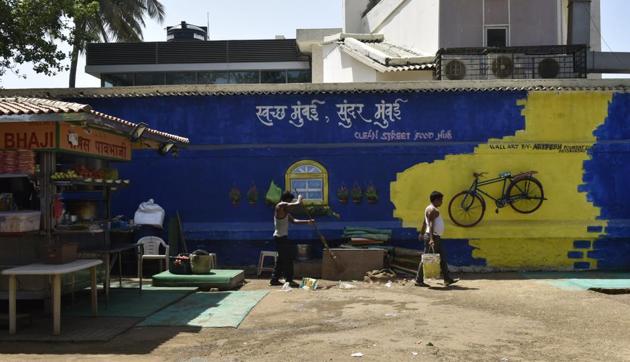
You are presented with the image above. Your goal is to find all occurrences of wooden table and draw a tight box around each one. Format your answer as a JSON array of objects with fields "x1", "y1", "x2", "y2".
[{"x1": 1, "y1": 259, "x2": 102, "y2": 335}]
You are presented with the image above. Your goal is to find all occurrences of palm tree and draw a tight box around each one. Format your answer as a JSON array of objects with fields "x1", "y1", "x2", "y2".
[{"x1": 69, "y1": 0, "x2": 165, "y2": 87}]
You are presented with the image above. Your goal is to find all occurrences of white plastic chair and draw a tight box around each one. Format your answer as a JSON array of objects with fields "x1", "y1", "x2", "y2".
[{"x1": 137, "y1": 236, "x2": 169, "y2": 291}]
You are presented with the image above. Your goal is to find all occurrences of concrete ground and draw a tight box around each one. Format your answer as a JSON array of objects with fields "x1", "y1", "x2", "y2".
[{"x1": 1, "y1": 273, "x2": 630, "y2": 361}]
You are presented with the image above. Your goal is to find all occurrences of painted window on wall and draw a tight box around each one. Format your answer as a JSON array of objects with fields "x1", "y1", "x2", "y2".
[{"x1": 285, "y1": 160, "x2": 328, "y2": 205}]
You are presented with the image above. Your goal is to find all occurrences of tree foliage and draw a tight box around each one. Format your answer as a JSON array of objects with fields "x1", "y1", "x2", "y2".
[
  {"x1": 0, "y1": 0, "x2": 98, "y2": 79},
  {"x1": 0, "y1": 0, "x2": 163, "y2": 87},
  {"x1": 69, "y1": 0, "x2": 165, "y2": 87}
]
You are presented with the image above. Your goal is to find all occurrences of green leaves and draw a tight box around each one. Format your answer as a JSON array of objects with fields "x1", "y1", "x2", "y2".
[
  {"x1": 0, "y1": 0, "x2": 102, "y2": 80},
  {"x1": 0, "y1": 0, "x2": 164, "y2": 85},
  {"x1": 68, "y1": 0, "x2": 166, "y2": 86},
  {"x1": 1, "y1": 0, "x2": 74, "y2": 78}
]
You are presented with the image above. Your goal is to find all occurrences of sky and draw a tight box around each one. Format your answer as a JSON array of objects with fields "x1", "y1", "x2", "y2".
[{"x1": 1, "y1": 0, "x2": 629, "y2": 88}]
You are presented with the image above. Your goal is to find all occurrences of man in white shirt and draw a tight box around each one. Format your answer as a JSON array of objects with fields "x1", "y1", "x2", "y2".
[
  {"x1": 415, "y1": 191, "x2": 458, "y2": 287},
  {"x1": 270, "y1": 191, "x2": 314, "y2": 287}
]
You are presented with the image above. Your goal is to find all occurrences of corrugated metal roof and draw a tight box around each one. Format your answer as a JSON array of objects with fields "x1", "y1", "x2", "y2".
[
  {"x1": 369, "y1": 42, "x2": 428, "y2": 61},
  {"x1": 0, "y1": 80, "x2": 629, "y2": 99},
  {"x1": 336, "y1": 36, "x2": 435, "y2": 73},
  {"x1": 0, "y1": 97, "x2": 89, "y2": 115},
  {"x1": 0, "y1": 97, "x2": 189, "y2": 144},
  {"x1": 340, "y1": 44, "x2": 435, "y2": 72}
]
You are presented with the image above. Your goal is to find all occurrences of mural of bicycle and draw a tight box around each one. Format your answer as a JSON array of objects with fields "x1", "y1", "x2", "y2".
[{"x1": 448, "y1": 171, "x2": 546, "y2": 227}]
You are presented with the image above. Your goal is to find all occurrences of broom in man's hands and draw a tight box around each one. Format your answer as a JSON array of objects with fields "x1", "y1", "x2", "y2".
[{"x1": 296, "y1": 193, "x2": 345, "y2": 272}]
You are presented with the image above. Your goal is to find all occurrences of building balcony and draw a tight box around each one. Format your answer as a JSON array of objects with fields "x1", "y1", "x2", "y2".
[{"x1": 435, "y1": 45, "x2": 588, "y2": 81}]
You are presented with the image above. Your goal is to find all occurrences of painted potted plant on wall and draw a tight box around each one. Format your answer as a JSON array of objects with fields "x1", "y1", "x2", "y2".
[
  {"x1": 247, "y1": 184, "x2": 258, "y2": 205},
  {"x1": 229, "y1": 186, "x2": 241, "y2": 205},
  {"x1": 366, "y1": 183, "x2": 378, "y2": 204},
  {"x1": 351, "y1": 183, "x2": 362, "y2": 204},
  {"x1": 337, "y1": 184, "x2": 349, "y2": 204}
]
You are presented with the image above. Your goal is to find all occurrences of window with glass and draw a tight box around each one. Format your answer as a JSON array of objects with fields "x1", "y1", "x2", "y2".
[
  {"x1": 287, "y1": 70, "x2": 311, "y2": 83},
  {"x1": 166, "y1": 72, "x2": 197, "y2": 85},
  {"x1": 285, "y1": 160, "x2": 328, "y2": 205},
  {"x1": 261, "y1": 70, "x2": 287, "y2": 83},
  {"x1": 102, "y1": 73, "x2": 134, "y2": 87},
  {"x1": 198, "y1": 71, "x2": 230, "y2": 84},
  {"x1": 229, "y1": 71, "x2": 259, "y2": 84},
  {"x1": 486, "y1": 27, "x2": 508, "y2": 47},
  {"x1": 102, "y1": 68, "x2": 312, "y2": 87},
  {"x1": 134, "y1": 72, "x2": 165, "y2": 86}
]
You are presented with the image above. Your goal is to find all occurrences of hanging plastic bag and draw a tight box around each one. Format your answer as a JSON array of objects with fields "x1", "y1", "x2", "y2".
[
  {"x1": 134, "y1": 198, "x2": 165, "y2": 227},
  {"x1": 265, "y1": 181, "x2": 282, "y2": 204},
  {"x1": 422, "y1": 247, "x2": 441, "y2": 280}
]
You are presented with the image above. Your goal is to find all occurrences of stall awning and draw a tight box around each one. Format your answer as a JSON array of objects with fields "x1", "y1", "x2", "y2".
[{"x1": 0, "y1": 97, "x2": 189, "y2": 146}]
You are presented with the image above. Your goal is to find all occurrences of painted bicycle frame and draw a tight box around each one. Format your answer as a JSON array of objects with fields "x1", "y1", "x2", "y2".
[{"x1": 468, "y1": 171, "x2": 537, "y2": 208}]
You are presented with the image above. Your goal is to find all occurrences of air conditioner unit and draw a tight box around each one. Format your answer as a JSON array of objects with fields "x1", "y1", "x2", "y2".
[
  {"x1": 486, "y1": 54, "x2": 515, "y2": 80},
  {"x1": 509, "y1": 54, "x2": 565, "y2": 80},
  {"x1": 441, "y1": 55, "x2": 484, "y2": 80},
  {"x1": 535, "y1": 57, "x2": 563, "y2": 79}
]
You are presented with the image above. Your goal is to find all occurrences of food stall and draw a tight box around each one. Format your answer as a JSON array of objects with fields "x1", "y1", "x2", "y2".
[{"x1": 0, "y1": 98, "x2": 189, "y2": 326}]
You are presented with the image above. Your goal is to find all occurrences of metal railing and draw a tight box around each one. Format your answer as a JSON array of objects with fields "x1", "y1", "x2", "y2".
[{"x1": 435, "y1": 45, "x2": 588, "y2": 80}]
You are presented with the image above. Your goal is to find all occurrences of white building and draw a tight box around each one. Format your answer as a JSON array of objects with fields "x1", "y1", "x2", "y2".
[{"x1": 298, "y1": 0, "x2": 602, "y2": 83}]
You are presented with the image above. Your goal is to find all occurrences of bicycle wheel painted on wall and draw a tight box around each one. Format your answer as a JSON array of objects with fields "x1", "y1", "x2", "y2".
[
  {"x1": 448, "y1": 191, "x2": 486, "y2": 227},
  {"x1": 507, "y1": 176, "x2": 545, "y2": 213}
]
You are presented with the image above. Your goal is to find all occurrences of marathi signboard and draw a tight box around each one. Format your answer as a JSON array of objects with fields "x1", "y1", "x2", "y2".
[
  {"x1": 0, "y1": 122, "x2": 131, "y2": 161},
  {"x1": 59, "y1": 122, "x2": 131, "y2": 161}
]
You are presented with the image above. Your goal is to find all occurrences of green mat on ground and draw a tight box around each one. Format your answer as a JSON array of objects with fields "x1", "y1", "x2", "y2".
[
  {"x1": 138, "y1": 290, "x2": 268, "y2": 328},
  {"x1": 152, "y1": 269, "x2": 245, "y2": 290},
  {"x1": 521, "y1": 272, "x2": 630, "y2": 290},
  {"x1": 64, "y1": 286, "x2": 195, "y2": 318}
]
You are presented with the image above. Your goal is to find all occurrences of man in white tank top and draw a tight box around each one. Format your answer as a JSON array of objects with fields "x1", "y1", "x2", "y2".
[
  {"x1": 270, "y1": 191, "x2": 314, "y2": 287},
  {"x1": 415, "y1": 191, "x2": 458, "y2": 287}
]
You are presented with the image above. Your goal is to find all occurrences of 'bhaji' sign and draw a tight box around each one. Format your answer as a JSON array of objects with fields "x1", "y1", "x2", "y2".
[{"x1": 0, "y1": 122, "x2": 56, "y2": 150}]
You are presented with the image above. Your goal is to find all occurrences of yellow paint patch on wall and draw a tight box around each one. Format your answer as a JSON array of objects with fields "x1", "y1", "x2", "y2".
[
  {"x1": 469, "y1": 238, "x2": 595, "y2": 270},
  {"x1": 391, "y1": 91, "x2": 612, "y2": 269}
]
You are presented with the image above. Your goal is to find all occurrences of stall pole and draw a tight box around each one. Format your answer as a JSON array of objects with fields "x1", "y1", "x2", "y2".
[
  {"x1": 40, "y1": 152, "x2": 55, "y2": 239},
  {"x1": 52, "y1": 274, "x2": 61, "y2": 335},
  {"x1": 8, "y1": 275, "x2": 16, "y2": 334},
  {"x1": 90, "y1": 266, "x2": 98, "y2": 315}
]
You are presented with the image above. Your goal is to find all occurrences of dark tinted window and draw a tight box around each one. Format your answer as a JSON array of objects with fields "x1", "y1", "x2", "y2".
[
  {"x1": 165, "y1": 72, "x2": 197, "y2": 85},
  {"x1": 261, "y1": 70, "x2": 286, "y2": 83},
  {"x1": 102, "y1": 73, "x2": 134, "y2": 87},
  {"x1": 287, "y1": 70, "x2": 311, "y2": 83},
  {"x1": 135, "y1": 72, "x2": 165, "y2": 86},
  {"x1": 229, "y1": 71, "x2": 259, "y2": 84},
  {"x1": 198, "y1": 71, "x2": 229, "y2": 84},
  {"x1": 487, "y1": 28, "x2": 507, "y2": 47}
]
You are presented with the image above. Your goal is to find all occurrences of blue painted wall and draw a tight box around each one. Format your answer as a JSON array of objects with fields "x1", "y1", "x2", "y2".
[{"x1": 68, "y1": 90, "x2": 630, "y2": 269}]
